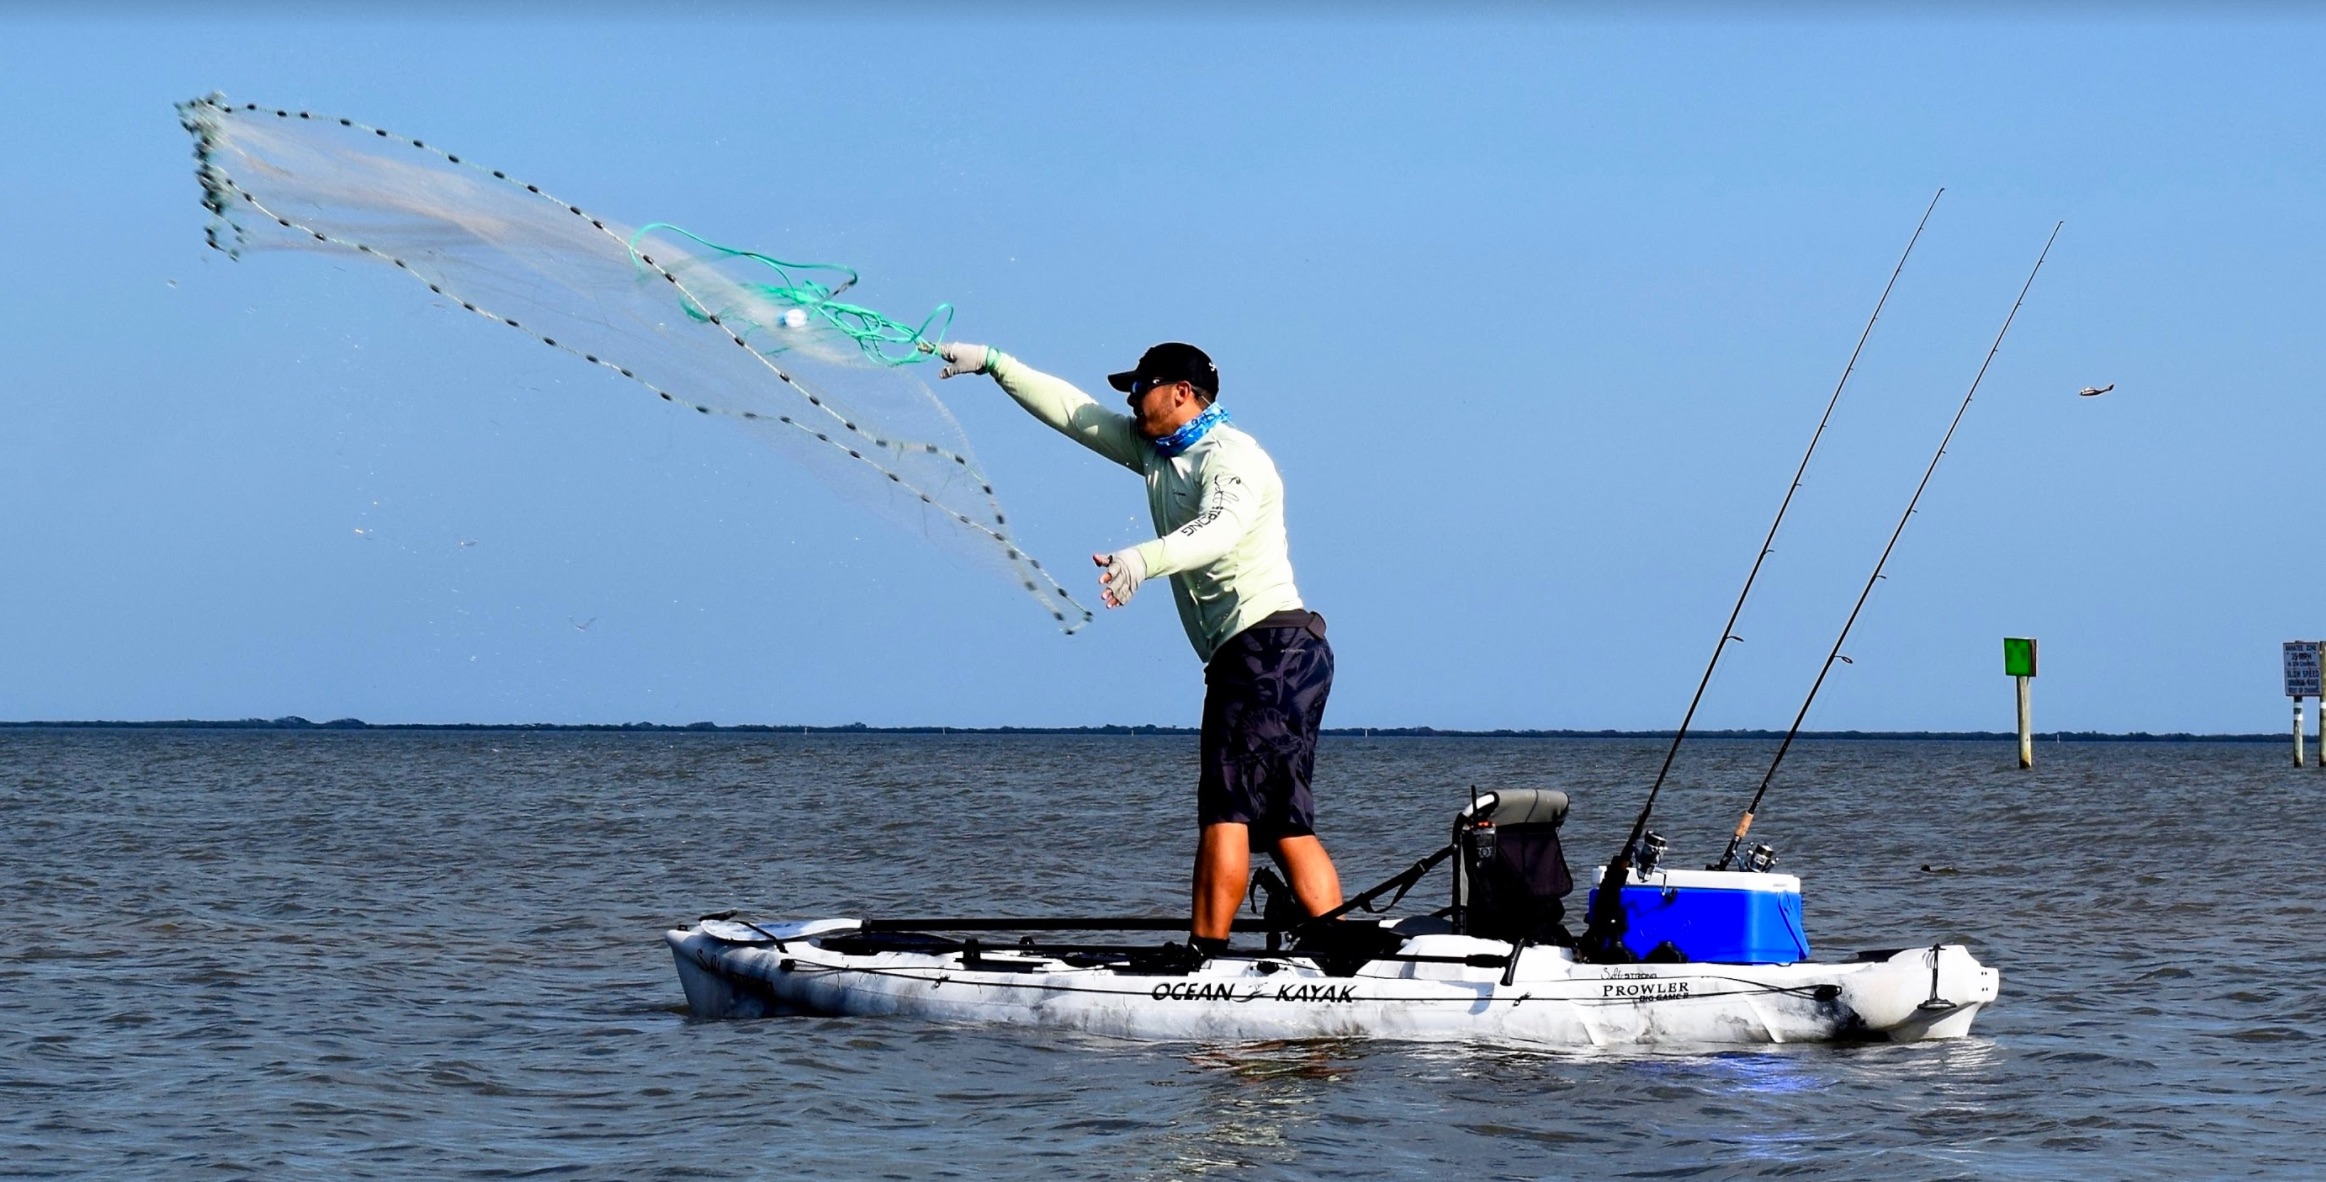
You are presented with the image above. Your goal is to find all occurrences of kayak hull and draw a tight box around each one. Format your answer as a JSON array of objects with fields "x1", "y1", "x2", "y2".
[{"x1": 666, "y1": 919, "x2": 1997, "y2": 1047}]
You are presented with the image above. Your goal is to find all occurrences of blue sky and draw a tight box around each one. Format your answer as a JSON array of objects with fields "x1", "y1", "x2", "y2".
[{"x1": 2, "y1": 8, "x2": 2321, "y2": 731}]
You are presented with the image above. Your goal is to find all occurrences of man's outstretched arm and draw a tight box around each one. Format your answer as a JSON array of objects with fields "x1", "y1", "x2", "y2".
[{"x1": 938, "y1": 343, "x2": 1145, "y2": 472}]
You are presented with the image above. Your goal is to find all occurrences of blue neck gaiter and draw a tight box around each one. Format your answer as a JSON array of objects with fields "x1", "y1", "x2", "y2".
[{"x1": 1152, "y1": 403, "x2": 1230, "y2": 459}]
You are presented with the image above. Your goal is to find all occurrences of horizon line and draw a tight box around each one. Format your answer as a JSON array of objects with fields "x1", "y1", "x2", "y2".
[{"x1": 0, "y1": 716, "x2": 2292, "y2": 742}]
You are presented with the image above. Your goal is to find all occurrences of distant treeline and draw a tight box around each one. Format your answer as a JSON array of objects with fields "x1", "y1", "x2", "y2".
[{"x1": 0, "y1": 717, "x2": 2286, "y2": 742}]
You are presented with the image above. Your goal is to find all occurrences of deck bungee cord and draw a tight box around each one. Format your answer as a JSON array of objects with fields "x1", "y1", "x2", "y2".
[
  {"x1": 1709, "y1": 221, "x2": 2064, "y2": 872},
  {"x1": 1577, "y1": 190, "x2": 1947, "y2": 963},
  {"x1": 175, "y1": 95, "x2": 1090, "y2": 632}
]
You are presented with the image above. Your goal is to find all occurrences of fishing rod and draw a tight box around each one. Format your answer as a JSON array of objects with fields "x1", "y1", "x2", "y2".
[
  {"x1": 859, "y1": 916, "x2": 1278, "y2": 934},
  {"x1": 1575, "y1": 190, "x2": 1945, "y2": 962},
  {"x1": 1712, "y1": 220, "x2": 2064, "y2": 872}
]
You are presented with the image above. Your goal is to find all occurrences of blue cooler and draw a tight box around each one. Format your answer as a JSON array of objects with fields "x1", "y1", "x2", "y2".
[{"x1": 1586, "y1": 867, "x2": 1811, "y2": 964}]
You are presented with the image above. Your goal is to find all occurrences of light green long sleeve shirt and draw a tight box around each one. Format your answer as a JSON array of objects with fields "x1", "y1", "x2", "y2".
[{"x1": 988, "y1": 352, "x2": 1304, "y2": 664}]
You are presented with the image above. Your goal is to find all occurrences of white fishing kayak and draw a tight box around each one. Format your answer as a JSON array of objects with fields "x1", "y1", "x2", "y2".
[{"x1": 665, "y1": 916, "x2": 1998, "y2": 1047}]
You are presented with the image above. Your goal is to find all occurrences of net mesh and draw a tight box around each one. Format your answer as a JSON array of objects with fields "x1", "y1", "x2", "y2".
[{"x1": 177, "y1": 94, "x2": 1090, "y2": 633}]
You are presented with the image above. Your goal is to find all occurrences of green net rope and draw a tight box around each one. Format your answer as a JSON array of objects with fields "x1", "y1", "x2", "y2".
[{"x1": 628, "y1": 223, "x2": 951, "y2": 367}]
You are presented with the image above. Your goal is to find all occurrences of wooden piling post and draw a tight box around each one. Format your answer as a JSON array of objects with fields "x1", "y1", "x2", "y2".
[
  {"x1": 2298, "y1": 651, "x2": 2316, "y2": 772},
  {"x1": 2299, "y1": 697, "x2": 2310, "y2": 769},
  {"x1": 2004, "y1": 638, "x2": 2037, "y2": 769},
  {"x1": 2012, "y1": 666, "x2": 2034, "y2": 768}
]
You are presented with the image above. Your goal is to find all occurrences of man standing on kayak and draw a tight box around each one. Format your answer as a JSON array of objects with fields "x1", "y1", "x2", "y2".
[{"x1": 939, "y1": 340, "x2": 1342, "y2": 966}]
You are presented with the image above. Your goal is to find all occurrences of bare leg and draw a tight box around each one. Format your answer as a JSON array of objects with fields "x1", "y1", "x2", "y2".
[
  {"x1": 1272, "y1": 834, "x2": 1343, "y2": 916},
  {"x1": 1191, "y1": 823, "x2": 1251, "y2": 942}
]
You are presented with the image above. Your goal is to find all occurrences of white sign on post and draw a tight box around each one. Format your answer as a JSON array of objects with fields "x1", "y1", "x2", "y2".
[{"x1": 2285, "y1": 641, "x2": 2321, "y2": 698}]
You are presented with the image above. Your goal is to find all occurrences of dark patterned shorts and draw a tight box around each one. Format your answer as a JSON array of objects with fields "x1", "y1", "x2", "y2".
[{"x1": 1198, "y1": 611, "x2": 1334, "y2": 849}]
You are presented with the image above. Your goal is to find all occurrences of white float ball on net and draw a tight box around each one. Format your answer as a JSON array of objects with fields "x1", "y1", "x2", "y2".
[{"x1": 780, "y1": 308, "x2": 809, "y2": 329}]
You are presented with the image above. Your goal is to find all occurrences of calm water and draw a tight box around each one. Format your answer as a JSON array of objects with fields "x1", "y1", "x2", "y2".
[{"x1": 3, "y1": 731, "x2": 2320, "y2": 1179}]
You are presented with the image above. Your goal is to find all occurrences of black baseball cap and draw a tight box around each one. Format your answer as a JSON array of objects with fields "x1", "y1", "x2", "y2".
[{"x1": 1108, "y1": 342, "x2": 1219, "y2": 397}]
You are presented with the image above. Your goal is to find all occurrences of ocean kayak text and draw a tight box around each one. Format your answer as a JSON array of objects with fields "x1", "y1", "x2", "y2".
[{"x1": 1148, "y1": 981, "x2": 1359, "y2": 1003}]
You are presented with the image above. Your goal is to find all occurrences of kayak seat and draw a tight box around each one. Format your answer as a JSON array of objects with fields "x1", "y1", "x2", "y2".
[{"x1": 1452, "y1": 789, "x2": 1575, "y2": 945}]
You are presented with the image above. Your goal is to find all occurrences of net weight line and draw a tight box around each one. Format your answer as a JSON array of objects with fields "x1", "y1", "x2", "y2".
[{"x1": 179, "y1": 95, "x2": 1091, "y2": 631}]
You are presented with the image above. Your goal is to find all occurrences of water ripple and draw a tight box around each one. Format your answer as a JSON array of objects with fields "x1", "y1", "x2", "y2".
[{"x1": 4, "y1": 731, "x2": 2321, "y2": 1178}]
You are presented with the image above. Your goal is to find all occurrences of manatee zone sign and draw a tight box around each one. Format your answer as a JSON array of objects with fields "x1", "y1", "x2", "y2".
[
  {"x1": 2284, "y1": 641, "x2": 2320, "y2": 698},
  {"x1": 2285, "y1": 641, "x2": 2320, "y2": 768}
]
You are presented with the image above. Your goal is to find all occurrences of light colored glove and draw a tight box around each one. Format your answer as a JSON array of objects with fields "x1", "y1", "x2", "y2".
[
  {"x1": 936, "y1": 342, "x2": 995, "y2": 380},
  {"x1": 1094, "y1": 548, "x2": 1146, "y2": 609}
]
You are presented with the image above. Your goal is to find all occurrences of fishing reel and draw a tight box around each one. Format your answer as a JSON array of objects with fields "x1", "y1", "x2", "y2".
[
  {"x1": 1708, "y1": 836, "x2": 1780, "y2": 872},
  {"x1": 1635, "y1": 832, "x2": 1668, "y2": 877}
]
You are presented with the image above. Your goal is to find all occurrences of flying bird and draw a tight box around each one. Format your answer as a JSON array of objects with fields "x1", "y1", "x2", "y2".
[
  {"x1": 570, "y1": 617, "x2": 597, "y2": 632},
  {"x1": 2078, "y1": 384, "x2": 2114, "y2": 397}
]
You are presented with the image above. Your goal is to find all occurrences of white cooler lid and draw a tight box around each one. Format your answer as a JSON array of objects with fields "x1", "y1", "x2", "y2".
[{"x1": 1591, "y1": 866, "x2": 1802, "y2": 894}]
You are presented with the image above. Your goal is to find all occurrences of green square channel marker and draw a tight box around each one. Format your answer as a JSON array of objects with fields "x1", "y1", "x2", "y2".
[{"x1": 2003, "y1": 637, "x2": 2037, "y2": 678}]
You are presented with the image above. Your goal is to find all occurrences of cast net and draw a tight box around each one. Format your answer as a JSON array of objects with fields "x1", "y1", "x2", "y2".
[{"x1": 176, "y1": 94, "x2": 1090, "y2": 633}]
